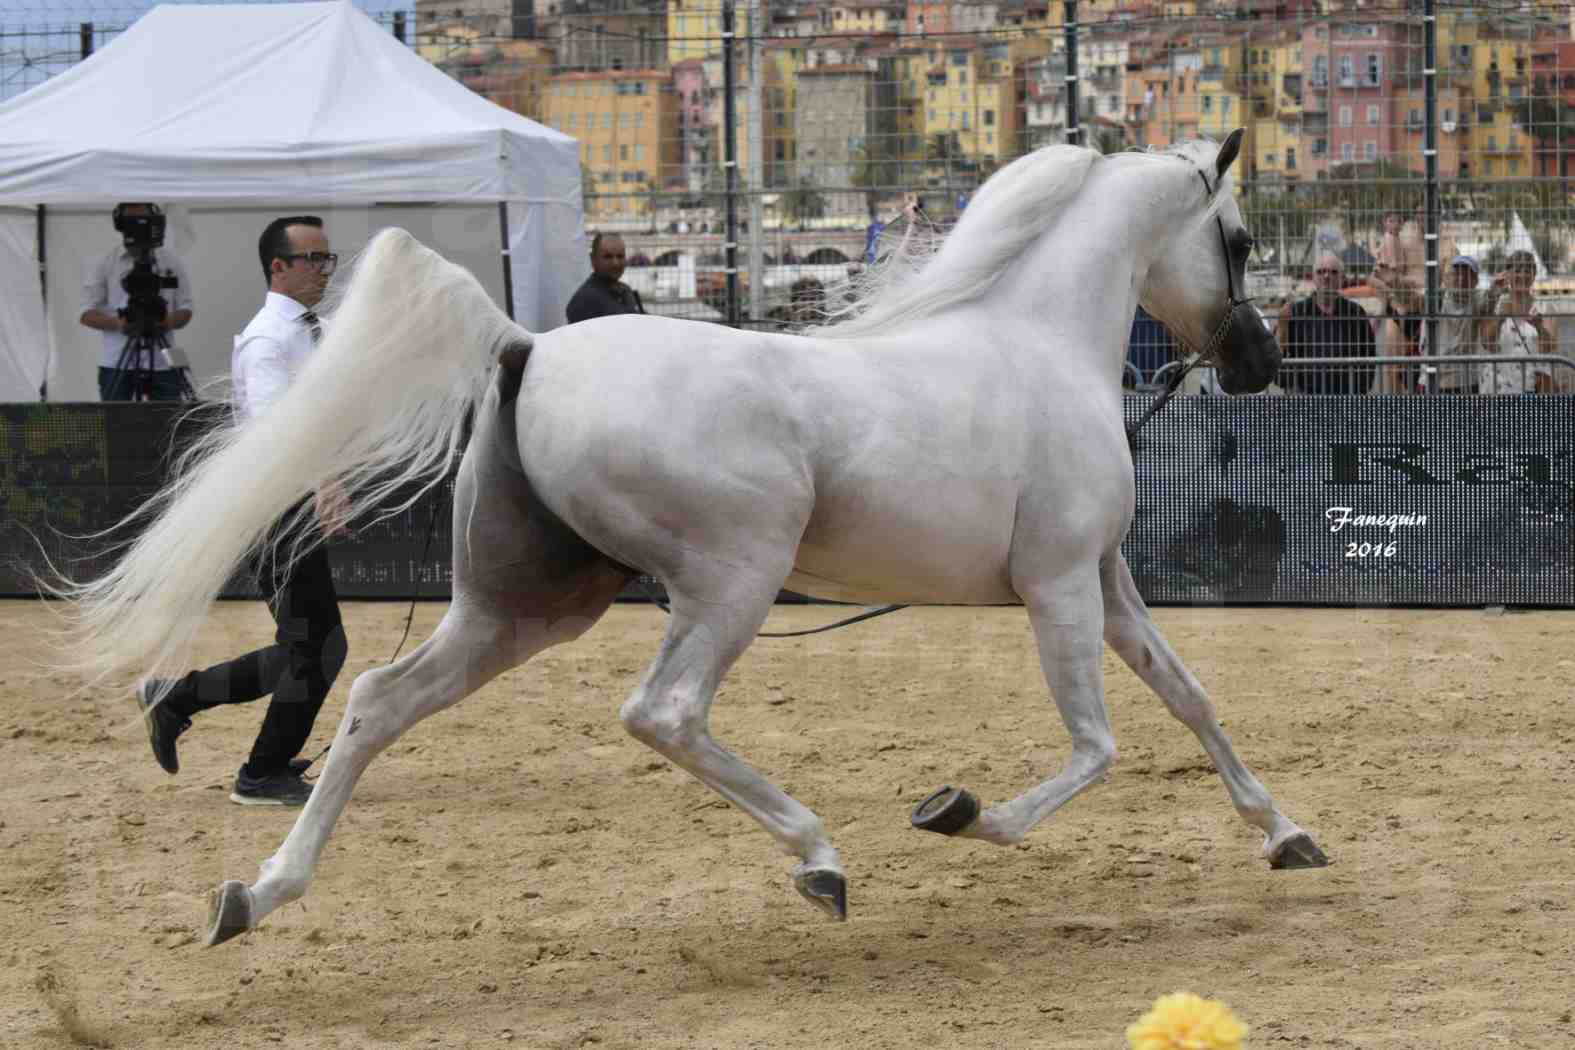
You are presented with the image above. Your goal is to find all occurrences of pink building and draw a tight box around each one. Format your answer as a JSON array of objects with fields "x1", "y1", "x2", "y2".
[
  {"x1": 673, "y1": 59, "x2": 709, "y2": 194},
  {"x1": 1301, "y1": 19, "x2": 1414, "y2": 176}
]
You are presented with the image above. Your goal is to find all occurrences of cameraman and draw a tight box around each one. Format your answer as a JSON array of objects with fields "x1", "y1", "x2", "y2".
[{"x1": 79, "y1": 202, "x2": 194, "y2": 401}]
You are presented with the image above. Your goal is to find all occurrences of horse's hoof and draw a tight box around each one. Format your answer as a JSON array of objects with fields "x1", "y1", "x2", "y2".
[
  {"x1": 910, "y1": 785, "x2": 979, "y2": 836},
  {"x1": 1268, "y1": 832, "x2": 1330, "y2": 871},
  {"x1": 793, "y1": 867, "x2": 848, "y2": 922},
  {"x1": 204, "y1": 880, "x2": 254, "y2": 946}
]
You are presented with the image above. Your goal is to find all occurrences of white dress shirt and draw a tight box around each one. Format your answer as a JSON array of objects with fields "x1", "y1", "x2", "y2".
[
  {"x1": 231, "y1": 291, "x2": 319, "y2": 424},
  {"x1": 81, "y1": 245, "x2": 196, "y2": 369}
]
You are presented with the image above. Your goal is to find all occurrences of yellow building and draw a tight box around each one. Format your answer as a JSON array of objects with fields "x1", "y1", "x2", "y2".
[
  {"x1": 543, "y1": 69, "x2": 678, "y2": 219},
  {"x1": 918, "y1": 39, "x2": 1020, "y2": 178},
  {"x1": 827, "y1": 0, "x2": 900, "y2": 35},
  {"x1": 1245, "y1": 30, "x2": 1305, "y2": 183},
  {"x1": 667, "y1": 0, "x2": 724, "y2": 65},
  {"x1": 1462, "y1": 28, "x2": 1538, "y2": 178},
  {"x1": 1196, "y1": 33, "x2": 1248, "y2": 142}
]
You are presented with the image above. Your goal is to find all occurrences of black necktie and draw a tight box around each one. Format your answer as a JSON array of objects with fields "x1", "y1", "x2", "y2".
[{"x1": 301, "y1": 310, "x2": 322, "y2": 343}]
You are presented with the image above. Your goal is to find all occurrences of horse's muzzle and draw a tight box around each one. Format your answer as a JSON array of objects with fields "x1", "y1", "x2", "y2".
[{"x1": 1216, "y1": 305, "x2": 1281, "y2": 395}]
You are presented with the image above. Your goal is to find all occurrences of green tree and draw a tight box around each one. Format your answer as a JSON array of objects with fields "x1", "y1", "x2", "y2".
[{"x1": 781, "y1": 176, "x2": 827, "y2": 230}]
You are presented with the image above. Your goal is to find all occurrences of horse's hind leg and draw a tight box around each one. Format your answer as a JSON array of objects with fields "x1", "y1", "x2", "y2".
[
  {"x1": 206, "y1": 375, "x2": 632, "y2": 944},
  {"x1": 1099, "y1": 551, "x2": 1327, "y2": 869}
]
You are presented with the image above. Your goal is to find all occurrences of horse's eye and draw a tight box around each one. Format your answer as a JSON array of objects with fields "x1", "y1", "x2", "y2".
[{"x1": 1236, "y1": 235, "x2": 1256, "y2": 257}]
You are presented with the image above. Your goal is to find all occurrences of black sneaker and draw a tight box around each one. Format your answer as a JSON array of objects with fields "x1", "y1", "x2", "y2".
[
  {"x1": 229, "y1": 767, "x2": 313, "y2": 807},
  {"x1": 135, "y1": 679, "x2": 190, "y2": 776}
]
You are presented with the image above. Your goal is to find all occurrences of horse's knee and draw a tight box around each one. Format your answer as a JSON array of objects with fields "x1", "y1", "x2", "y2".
[{"x1": 619, "y1": 690, "x2": 699, "y2": 752}]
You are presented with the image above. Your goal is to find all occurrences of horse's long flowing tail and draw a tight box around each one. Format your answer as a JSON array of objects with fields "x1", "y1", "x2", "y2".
[{"x1": 60, "y1": 228, "x2": 530, "y2": 690}]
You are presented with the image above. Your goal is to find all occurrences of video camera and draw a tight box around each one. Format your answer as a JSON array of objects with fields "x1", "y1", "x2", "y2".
[{"x1": 112, "y1": 202, "x2": 179, "y2": 338}]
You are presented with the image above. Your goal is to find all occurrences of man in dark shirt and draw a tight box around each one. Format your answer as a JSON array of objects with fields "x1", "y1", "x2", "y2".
[
  {"x1": 565, "y1": 233, "x2": 646, "y2": 324},
  {"x1": 1275, "y1": 252, "x2": 1376, "y2": 395}
]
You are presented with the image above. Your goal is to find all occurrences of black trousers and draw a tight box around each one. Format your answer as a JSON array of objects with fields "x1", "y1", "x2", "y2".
[{"x1": 165, "y1": 537, "x2": 346, "y2": 778}]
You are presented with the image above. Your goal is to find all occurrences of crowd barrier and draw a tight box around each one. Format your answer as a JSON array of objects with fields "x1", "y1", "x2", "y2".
[{"x1": 2, "y1": 398, "x2": 1570, "y2": 606}]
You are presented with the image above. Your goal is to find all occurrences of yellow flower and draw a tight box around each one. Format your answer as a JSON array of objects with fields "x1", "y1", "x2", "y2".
[{"x1": 1127, "y1": 992, "x2": 1249, "y2": 1050}]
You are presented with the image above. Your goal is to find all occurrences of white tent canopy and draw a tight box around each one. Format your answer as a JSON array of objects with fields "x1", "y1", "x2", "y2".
[{"x1": 0, "y1": 1, "x2": 587, "y2": 401}]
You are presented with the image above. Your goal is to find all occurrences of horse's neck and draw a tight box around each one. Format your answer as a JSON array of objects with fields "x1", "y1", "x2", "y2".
[{"x1": 997, "y1": 159, "x2": 1193, "y2": 357}]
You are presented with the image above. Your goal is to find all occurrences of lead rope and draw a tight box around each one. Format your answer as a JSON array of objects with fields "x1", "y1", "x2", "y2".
[{"x1": 638, "y1": 577, "x2": 907, "y2": 639}]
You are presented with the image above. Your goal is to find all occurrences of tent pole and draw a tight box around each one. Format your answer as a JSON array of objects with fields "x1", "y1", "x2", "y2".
[
  {"x1": 498, "y1": 201, "x2": 516, "y2": 321},
  {"x1": 36, "y1": 204, "x2": 48, "y2": 401}
]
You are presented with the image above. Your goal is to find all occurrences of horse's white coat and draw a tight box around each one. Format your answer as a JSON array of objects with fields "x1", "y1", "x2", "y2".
[{"x1": 67, "y1": 136, "x2": 1318, "y2": 938}]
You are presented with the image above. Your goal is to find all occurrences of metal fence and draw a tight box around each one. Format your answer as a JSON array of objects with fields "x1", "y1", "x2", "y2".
[{"x1": 5, "y1": 0, "x2": 1575, "y2": 364}]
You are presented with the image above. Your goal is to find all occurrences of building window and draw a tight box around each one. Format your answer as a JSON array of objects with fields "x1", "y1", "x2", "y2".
[
  {"x1": 1312, "y1": 137, "x2": 1327, "y2": 156},
  {"x1": 1339, "y1": 105, "x2": 1352, "y2": 127},
  {"x1": 1312, "y1": 55, "x2": 1328, "y2": 87},
  {"x1": 1365, "y1": 141, "x2": 1376, "y2": 161},
  {"x1": 1203, "y1": 95, "x2": 1214, "y2": 113},
  {"x1": 1365, "y1": 54, "x2": 1382, "y2": 86},
  {"x1": 1367, "y1": 104, "x2": 1380, "y2": 125},
  {"x1": 1222, "y1": 96, "x2": 1232, "y2": 117},
  {"x1": 1342, "y1": 142, "x2": 1354, "y2": 161},
  {"x1": 1287, "y1": 147, "x2": 1297, "y2": 170},
  {"x1": 984, "y1": 109, "x2": 995, "y2": 126},
  {"x1": 1339, "y1": 55, "x2": 1354, "y2": 85}
]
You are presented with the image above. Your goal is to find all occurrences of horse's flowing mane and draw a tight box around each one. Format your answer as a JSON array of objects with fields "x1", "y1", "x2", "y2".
[{"x1": 813, "y1": 139, "x2": 1227, "y2": 340}]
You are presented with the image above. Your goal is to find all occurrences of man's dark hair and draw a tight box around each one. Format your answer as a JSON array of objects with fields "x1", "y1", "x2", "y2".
[
  {"x1": 589, "y1": 232, "x2": 622, "y2": 256},
  {"x1": 258, "y1": 215, "x2": 324, "y2": 283}
]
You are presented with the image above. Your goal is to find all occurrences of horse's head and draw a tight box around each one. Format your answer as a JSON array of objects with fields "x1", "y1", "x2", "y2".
[{"x1": 1142, "y1": 129, "x2": 1280, "y2": 395}]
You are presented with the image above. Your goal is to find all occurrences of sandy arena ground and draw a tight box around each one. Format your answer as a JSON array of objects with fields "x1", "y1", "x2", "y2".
[{"x1": 1, "y1": 600, "x2": 1572, "y2": 1049}]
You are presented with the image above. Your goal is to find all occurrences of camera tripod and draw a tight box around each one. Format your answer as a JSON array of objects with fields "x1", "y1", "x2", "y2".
[{"x1": 112, "y1": 325, "x2": 195, "y2": 401}]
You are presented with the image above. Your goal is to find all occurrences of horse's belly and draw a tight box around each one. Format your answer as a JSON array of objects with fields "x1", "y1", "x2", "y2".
[{"x1": 787, "y1": 498, "x2": 1019, "y2": 604}]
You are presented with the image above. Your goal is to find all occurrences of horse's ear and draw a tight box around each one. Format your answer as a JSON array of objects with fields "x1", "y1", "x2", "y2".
[{"x1": 1215, "y1": 128, "x2": 1245, "y2": 180}]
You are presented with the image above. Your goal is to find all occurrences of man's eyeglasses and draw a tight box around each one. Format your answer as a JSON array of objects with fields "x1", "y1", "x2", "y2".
[
  {"x1": 283, "y1": 251, "x2": 338, "y2": 275},
  {"x1": 1314, "y1": 268, "x2": 1341, "y2": 276}
]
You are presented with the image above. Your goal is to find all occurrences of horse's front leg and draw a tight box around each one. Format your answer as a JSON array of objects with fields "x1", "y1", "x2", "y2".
[
  {"x1": 619, "y1": 567, "x2": 847, "y2": 921},
  {"x1": 1099, "y1": 551, "x2": 1328, "y2": 869},
  {"x1": 915, "y1": 566, "x2": 1118, "y2": 846}
]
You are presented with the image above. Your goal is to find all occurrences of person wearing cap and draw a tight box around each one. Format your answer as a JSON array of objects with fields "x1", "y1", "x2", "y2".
[{"x1": 1421, "y1": 254, "x2": 1503, "y2": 395}]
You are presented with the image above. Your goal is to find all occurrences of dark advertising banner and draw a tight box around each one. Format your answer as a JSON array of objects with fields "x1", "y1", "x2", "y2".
[
  {"x1": 3, "y1": 398, "x2": 1572, "y2": 605},
  {"x1": 1123, "y1": 395, "x2": 1574, "y2": 606},
  {"x1": 0, "y1": 403, "x2": 454, "y2": 600}
]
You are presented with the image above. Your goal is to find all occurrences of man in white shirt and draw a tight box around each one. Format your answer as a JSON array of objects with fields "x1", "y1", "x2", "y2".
[
  {"x1": 134, "y1": 216, "x2": 348, "y2": 807},
  {"x1": 78, "y1": 203, "x2": 195, "y2": 401}
]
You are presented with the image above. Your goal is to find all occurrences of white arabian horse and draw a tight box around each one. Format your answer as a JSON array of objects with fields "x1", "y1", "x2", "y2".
[{"x1": 65, "y1": 130, "x2": 1327, "y2": 947}]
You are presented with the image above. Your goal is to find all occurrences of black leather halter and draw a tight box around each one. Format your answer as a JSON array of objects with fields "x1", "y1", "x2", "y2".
[{"x1": 1126, "y1": 166, "x2": 1255, "y2": 452}]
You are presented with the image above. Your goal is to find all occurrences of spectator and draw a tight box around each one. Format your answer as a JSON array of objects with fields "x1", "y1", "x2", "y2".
[
  {"x1": 566, "y1": 233, "x2": 646, "y2": 324},
  {"x1": 1422, "y1": 255, "x2": 1503, "y2": 395},
  {"x1": 1276, "y1": 253, "x2": 1376, "y2": 395},
  {"x1": 79, "y1": 202, "x2": 195, "y2": 401},
  {"x1": 1482, "y1": 249, "x2": 1554, "y2": 395}
]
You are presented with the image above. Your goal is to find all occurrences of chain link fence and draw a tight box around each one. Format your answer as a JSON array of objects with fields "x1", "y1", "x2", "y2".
[{"x1": 4, "y1": 0, "x2": 1575, "y2": 382}]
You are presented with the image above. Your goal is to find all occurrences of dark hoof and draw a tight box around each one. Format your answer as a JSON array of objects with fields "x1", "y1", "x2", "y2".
[
  {"x1": 1269, "y1": 832, "x2": 1330, "y2": 870},
  {"x1": 205, "y1": 880, "x2": 253, "y2": 946},
  {"x1": 793, "y1": 867, "x2": 848, "y2": 922},
  {"x1": 910, "y1": 786, "x2": 979, "y2": 836}
]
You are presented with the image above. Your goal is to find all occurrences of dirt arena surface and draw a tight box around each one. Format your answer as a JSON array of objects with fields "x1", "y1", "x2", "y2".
[{"x1": 2, "y1": 599, "x2": 1572, "y2": 1049}]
